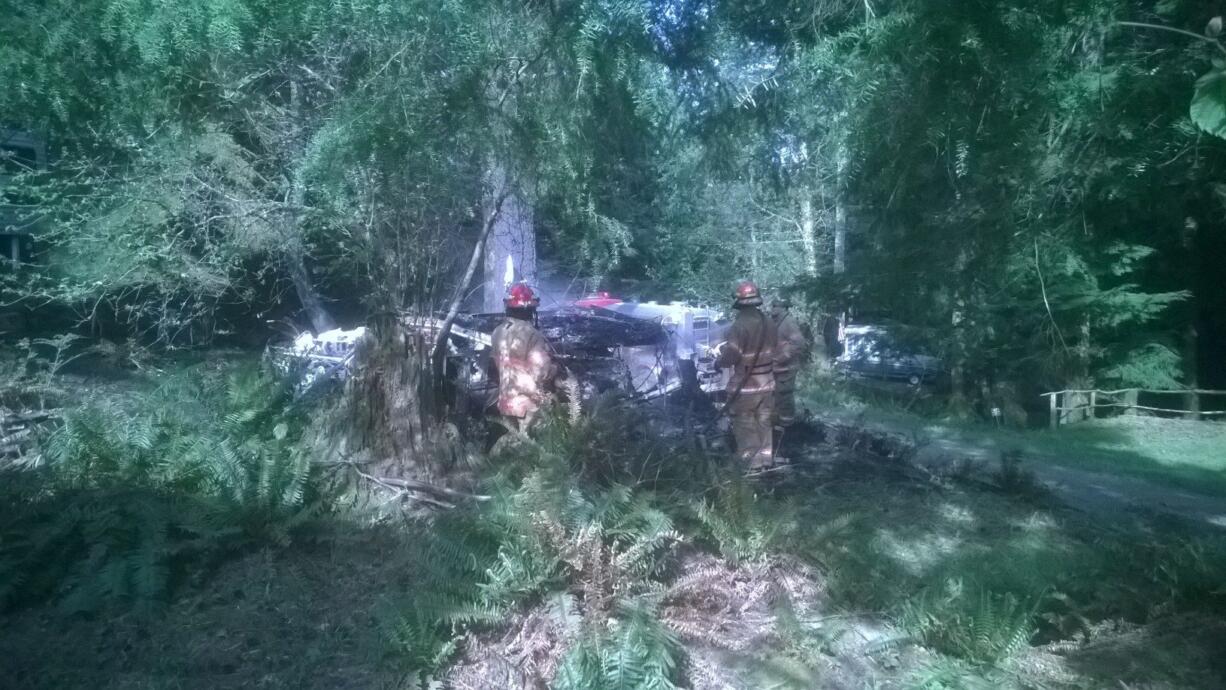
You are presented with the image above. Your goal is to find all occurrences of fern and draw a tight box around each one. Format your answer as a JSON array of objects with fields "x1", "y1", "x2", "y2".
[
  {"x1": 898, "y1": 580, "x2": 1037, "y2": 667},
  {"x1": 694, "y1": 478, "x2": 797, "y2": 566},
  {"x1": 379, "y1": 469, "x2": 687, "y2": 680},
  {"x1": 555, "y1": 603, "x2": 683, "y2": 690},
  {"x1": 3, "y1": 363, "x2": 322, "y2": 612},
  {"x1": 0, "y1": 485, "x2": 240, "y2": 613}
]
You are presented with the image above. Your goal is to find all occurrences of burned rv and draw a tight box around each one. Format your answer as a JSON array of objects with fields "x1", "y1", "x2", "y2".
[{"x1": 272, "y1": 303, "x2": 729, "y2": 413}]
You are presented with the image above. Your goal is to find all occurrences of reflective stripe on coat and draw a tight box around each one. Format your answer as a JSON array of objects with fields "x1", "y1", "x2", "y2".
[{"x1": 717, "y1": 307, "x2": 777, "y2": 395}]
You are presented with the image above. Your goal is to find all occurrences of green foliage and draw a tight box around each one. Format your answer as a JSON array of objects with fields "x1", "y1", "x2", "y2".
[
  {"x1": 898, "y1": 581, "x2": 1037, "y2": 667},
  {"x1": 378, "y1": 524, "x2": 501, "y2": 674},
  {"x1": 473, "y1": 471, "x2": 681, "y2": 613},
  {"x1": 2, "y1": 0, "x2": 677, "y2": 334},
  {"x1": 0, "y1": 484, "x2": 238, "y2": 613},
  {"x1": 1193, "y1": 73, "x2": 1226, "y2": 133},
  {"x1": 508, "y1": 396, "x2": 715, "y2": 491},
  {"x1": 903, "y1": 658, "x2": 1003, "y2": 690},
  {"x1": 0, "y1": 364, "x2": 320, "y2": 612},
  {"x1": 1098, "y1": 343, "x2": 1185, "y2": 388},
  {"x1": 380, "y1": 433, "x2": 686, "y2": 680},
  {"x1": 554, "y1": 603, "x2": 683, "y2": 690},
  {"x1": 694, "y1": 478, "x2": 797, "y2": 565}
]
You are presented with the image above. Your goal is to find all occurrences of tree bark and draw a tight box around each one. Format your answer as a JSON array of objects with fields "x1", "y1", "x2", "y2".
[
  {"x1": 750, "y1": 223, "x2": 760, "y2": 276},
  {"x1": 343, "y1": 318, "x2": 435, "y2": 478},
  {"x1": 833, "y1": 144, "x2": 848, "y2": 275},
  {"x1": 283, "y1": 77, "x2": 336, "y2": 334},
  {"x1": 800, "y1": 192, "x2": 818, "y2": 277},
  {"x1": 482, "y1": 165, "x2": 536, "y2": 313},
  {"x1": 433, "y1": 191, "x2": 510, "y2": 363},
  {"x1": 1182, "y1": 217, "x2": 1200, "y2": 419}
]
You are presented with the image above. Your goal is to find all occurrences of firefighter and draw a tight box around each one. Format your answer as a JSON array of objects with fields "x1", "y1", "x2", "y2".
[
  {"x1": 491, "y1": 282, "x2": 556, "y2": 433},
  {"x1": 770, "y1": 296, "x2": 809, "y2": 428},
  {"x1": 716, "y1": 280, "x2": 779, "y2": 471}
]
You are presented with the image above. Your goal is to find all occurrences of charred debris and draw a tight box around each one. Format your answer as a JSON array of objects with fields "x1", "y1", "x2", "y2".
[{"x1": 271, "y1": 303, "x2": 730, "y2": 413}]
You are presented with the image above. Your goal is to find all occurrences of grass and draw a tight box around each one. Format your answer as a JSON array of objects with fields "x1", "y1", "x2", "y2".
[
  {"x1": 800, "y1": 373, "x2": 1226, "y2": 497},
  {"x1": 765, "y1": 449, "x2": 1226, "y2": 688}
]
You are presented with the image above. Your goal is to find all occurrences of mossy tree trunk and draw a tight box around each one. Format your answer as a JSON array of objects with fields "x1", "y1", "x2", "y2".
[{"x1": 336, "y1": 315, "x2": 442, "y2": 479}]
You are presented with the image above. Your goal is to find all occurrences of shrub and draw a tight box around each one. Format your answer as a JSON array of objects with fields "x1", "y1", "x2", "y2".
[
  {"x1": 898, "y1": 579, "x2": 1037, "y2": 667},
  {"x1": 694, "y1": 477, "x2": 798, "y2": 566},
  {"x1": 554, "y1": 602, "x2": 684, "y2": 690},
  {"x1": 0, "y1": 364, "x2": 321, "y2": 612}
]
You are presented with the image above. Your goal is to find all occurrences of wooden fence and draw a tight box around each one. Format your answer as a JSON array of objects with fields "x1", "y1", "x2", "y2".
[{"x1": 1040, "y1": 388, "x2": 1226, "y2": 429}]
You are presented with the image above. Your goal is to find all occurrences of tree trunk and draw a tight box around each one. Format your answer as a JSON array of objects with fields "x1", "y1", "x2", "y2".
[
  {"x1": 287, "y1": 249, "x2": 336, "y2": 334},
  {"x1": 482, "y1": 164, "x2": 536, "y2": 313},
  {"x1": 340, "y1": 317, "x2": 438, "y2": 478},
  {"x1": 800, "y1": 192, "x2": 818, "y2": 277},
  {"x1": 433, "y1": 191, "x2": 509, "y2": 366},
  {"x1": 284, "y1": 77, "x2": 336, "y2": 334},
  {"x1": 1182, "y1": 217, "x2": 1199, "y2": 419},
  {"x1": 750, "y1": 224, "x2": 760, "y2": 276},
  {"x1": 833, "y1": 143, "x2": 848, "y2": 275}
]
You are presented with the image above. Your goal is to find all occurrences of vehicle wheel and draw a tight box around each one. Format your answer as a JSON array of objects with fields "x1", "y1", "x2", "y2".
[{"x1": 908, "y1": 374, "x2": 921, "y2": 386}]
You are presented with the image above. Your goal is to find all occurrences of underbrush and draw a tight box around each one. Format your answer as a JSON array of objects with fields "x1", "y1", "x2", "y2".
[
  {"x1": 0, "y1": 364, "x2": 321, "y2": 613},
  {"x1": 788, "y1": 473, "x2": 1226, "y2": 682},
  {"x1": 380, "y1": 404, "x2": 700, "y2": 686},
  {"x1": 6, "y1": 372, "x2": 1226, "y2": 688},
  {"x1": 374, "y1": 401, "x2": 834, "y2": 687}
]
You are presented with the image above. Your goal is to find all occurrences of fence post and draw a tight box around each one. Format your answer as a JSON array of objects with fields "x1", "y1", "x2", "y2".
[
  {"x1": 1185, "y1": 390, "x2": 1201, "y2": 421},
  {"x1": 1124, "y1": 389, "x2": 1138, "y2": 416},
  {"x1": 1049, "y1": 392, "x2": 1058, "y2": 430},
  {"x1": 1089, "y1": 390, "x2": 1097, "y2": 419}
]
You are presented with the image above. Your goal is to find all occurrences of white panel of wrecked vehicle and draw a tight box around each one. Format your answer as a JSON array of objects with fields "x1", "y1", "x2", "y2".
[{"x1": 269, "y1": 304, "x2": 728, "y2": 413}]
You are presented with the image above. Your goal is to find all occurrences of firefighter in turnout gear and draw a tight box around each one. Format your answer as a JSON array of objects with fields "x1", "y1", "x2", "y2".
[
  {"x1": 770, "y1": 296, "x2": 809, "y2": 427},
  {"x1": 491, "y1": 282, "x2": 556, "y2": 433},
  {"x1": 716, "y1": 280, "x2": 779, "y2": 470}
]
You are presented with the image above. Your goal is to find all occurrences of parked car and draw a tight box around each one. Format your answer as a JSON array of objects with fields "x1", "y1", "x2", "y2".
[{"x1": 835, "y1": 324, "x2": 943, "y2": 386}]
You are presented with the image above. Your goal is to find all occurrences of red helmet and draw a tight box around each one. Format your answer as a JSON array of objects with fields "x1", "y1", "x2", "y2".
[
  {"x1": 733, "y1": 280, "x2": 763, "y2": 307},
  {"x1": 505, "y1": 282, "x2": 540, "y2": 309}
]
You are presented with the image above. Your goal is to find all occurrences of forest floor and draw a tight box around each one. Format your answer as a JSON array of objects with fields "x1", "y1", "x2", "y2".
[
  {"x1": 5, "y1": 425, "x2": 1226, "y2": 689},
  {"x1": 3, "y1": 360, "x2": 1226, "y2": 689}
]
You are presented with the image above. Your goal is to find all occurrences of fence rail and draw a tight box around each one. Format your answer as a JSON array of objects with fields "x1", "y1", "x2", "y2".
[{"x1": 1040, "y1": 388, "x2": 1226, "y2": 429}]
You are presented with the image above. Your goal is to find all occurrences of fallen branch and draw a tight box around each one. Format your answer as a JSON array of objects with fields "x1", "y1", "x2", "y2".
[
  {"x1": 369, "y1": 473, "x2": 491, "y2": 502},
  {"x1": 354, "y1": 469, "x2": 456, "y2": 509},
  {"x1": 353, "y1": 467, "x2": 488, "y2": 503},
  {"x1": 431, "y1": 190, "x2": 511, "y2": 365},
  {"x1": 1, "y1": 409, "x2": 62, "y2": 426}
]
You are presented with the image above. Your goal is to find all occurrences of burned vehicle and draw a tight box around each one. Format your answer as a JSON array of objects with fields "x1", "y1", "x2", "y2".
[
  {"x1": 271, "y1": 305, "x2": 722, "y2": 414},
  {"x1": 436, "y1": 306, "x2": 705, "y2": 414},
  {"x1": 268, "y1": 326, "x2": 368, "y2": 399},
  {"x1": 271, "y1": 297, "x2": 733, "y2": 418},
  {"x1": 590, "y1": 300, "x2": 730, "y2": 396}
]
